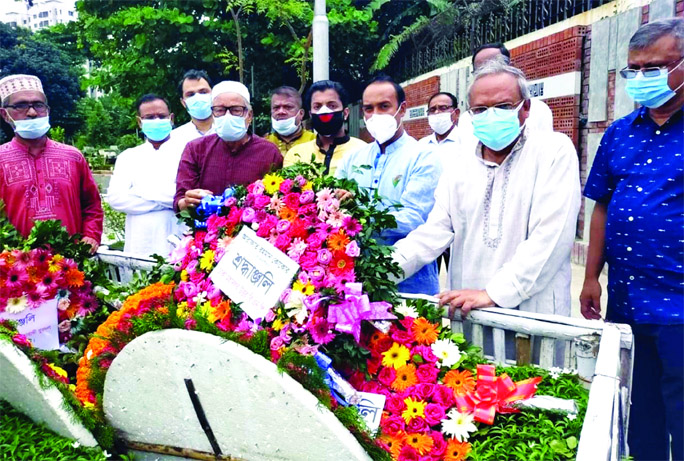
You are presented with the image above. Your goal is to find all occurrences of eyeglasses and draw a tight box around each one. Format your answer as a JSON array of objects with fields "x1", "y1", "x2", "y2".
[
  {"x1": 426, "y1": 105, "x2": 454, "y2": 115},
  {"x1": 140, "y1": 115, "x2": 171, "y2": 120},
  {"x1": 211, "y1": 105, "x2": 248, "y2": 117},
  {"x1": 4, "y1": 102, "x2": 49, "y2": 115},
  {"x1": 619, "y1": 56, "x2": 684, "y2": 79},
  {"x1": 468, "y1": 100, "x2": 523, "y2": 116}
]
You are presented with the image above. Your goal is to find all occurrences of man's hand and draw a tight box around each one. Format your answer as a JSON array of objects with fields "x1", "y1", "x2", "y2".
[
  {"x1": 334, "y1": 189, "x2": 354, "y2": 202},
  {"x1": 81, "y1": 236, "x2": 99, "y2": 254},
  {"x1": 437, "y1": 289, "x2": 495, "y2": 317},
  {"x1": 580, "y1": 278, "x2": 603, "y2": 320},
  {"x1": 179, "y1": 189, "x2": 213, "y2": 210}
]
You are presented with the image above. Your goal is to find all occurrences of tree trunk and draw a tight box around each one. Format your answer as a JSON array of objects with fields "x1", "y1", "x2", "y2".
[
  {"x1": 299, "y1": 30, "x2": 313, "y2": 94},
  {"x1": 230, "y1": 7, "x2": 244, "y2": 83}
]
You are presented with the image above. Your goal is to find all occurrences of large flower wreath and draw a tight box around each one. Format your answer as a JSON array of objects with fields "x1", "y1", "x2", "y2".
[{"x1": 75, "y1": 165, "x2": 587, "y2": 460}]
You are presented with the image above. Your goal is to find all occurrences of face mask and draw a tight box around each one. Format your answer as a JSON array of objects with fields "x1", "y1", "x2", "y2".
[
  {"x1": 12, "y1": 116, "x2": 51, "y2": 140},
  {"x1": 365, "y1": 107, "x2": 401, "y2": 144},
  {"x1": 185, "y1": 93, "x2": 212, "y2": 120},
  {"x1": 428, "y1": 112, "x2": 454, "y2": 135},
  {"x1": 141, "y1": 118, "x2": 173, "y2": 142},
  {"x1": 215, "y1": 114, "x2": 248, "y2": 142},
  {"x1": 312, "y1": 106, "x2": 345, "y2": 136},
  {"x1": 271, "y1": 116, "x2": 299, "y2": 136},
  {"x1": 624, "y1": 64, "x2": 684, "y2": 108},
  {"x1": 471, "y1": 101, "x2": 524, "y2": 152}
]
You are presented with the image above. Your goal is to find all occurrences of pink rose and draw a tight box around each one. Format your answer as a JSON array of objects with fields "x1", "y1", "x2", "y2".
[
  {"x1": 432, "y1": 384, "x2": 456, "y2": 407},
  {"x1": 430, "y1": 431, "x2": 447, "y2": 457},
  {"x1": 386, "y1": 394, "x2": 407, "y2": 414},
  {"x1": 392, "y1": 330, "x2": 414, "y2": 345},
  {"x1": 380, "y1": 415, "x2": 405, "y2": 434},
  {"x1": 378, "y1": 366, "x2": 397, "y2": 387},
  {"x1": 413, "y1": 345, "x2": 438, "y2": 363},
  {"x1": 279, "y1": 179, "x2": 294, "y2": 194},
  {"x1": 270, "y1": 336, "x2": 285, "y2": 351},
  {"x1": 242, "y1": 207, "x2": 256, "y2": 223},
  {"x1": 283, "y1": 193, "x2": 301, "y2": 209},
  {"x1": 398, "y1": 445, "x2": 420, "y2": 461},
  {"x1": 345, "y1": 240, "x2": 361, "y2": 258},
  {"x1": 223, "y1": 196, "x2": 237, "y2": 208},
  {"x1": 415, "y1": 364, "x2": 439, "y2": 384},
  {"x1": 423, "y1": 403, "x2": 446, "y2": 426},
  {"x1": 412, "y1": 383, "x2": 436, "y2": 401},
  {"x1": 252, "y1": 195, "x2": 270, "y2": 209},
  {"x1": 274, "y1": 235, "x2": 291, "y2": 251},
  {"x1": 407, "y1": 416, "x2": 429, "y2": 433}
]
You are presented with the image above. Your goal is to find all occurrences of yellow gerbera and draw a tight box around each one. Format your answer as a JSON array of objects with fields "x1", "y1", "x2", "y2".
[
  {"x1": 292, "y1": 280, "x2": 315, "y2": 296},
  {"x1": 401, "y1": 397, "x2": 427, "y2": 424},
  {"x1": 381, "y1": 342, "x2": 410, "y2": 369},
  {"x1": 263, "y1": 173, "x2": 284, "y2": 195},
  {"x1": 200, "y1": 250, "x2": 215, "y2": 271}
]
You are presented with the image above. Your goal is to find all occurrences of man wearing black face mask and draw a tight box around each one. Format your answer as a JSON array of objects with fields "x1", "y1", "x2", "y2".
[{"x1": 283, "y1": 80, "x2": 366, "y2": 175}]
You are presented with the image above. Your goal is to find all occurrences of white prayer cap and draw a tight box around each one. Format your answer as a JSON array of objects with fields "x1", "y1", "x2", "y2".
[
  {"x1": 0, "y1": 74, "x2": 45, "y2": 101},
  {"x1": 212, "y1": 80, "x2": 250, "y2": 104}
]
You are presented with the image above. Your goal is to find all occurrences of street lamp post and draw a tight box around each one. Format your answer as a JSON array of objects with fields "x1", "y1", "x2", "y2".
[{"x1": 312, "y1": 0, "x2": 329, "y2": 82}]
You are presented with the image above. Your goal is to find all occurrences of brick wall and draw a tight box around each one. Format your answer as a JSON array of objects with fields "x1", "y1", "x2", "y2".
[{"x1": 402, "y1": 76, "x2": 440, "y2": 140}]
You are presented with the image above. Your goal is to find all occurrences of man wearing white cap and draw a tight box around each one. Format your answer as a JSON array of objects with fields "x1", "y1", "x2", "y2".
[
  {"x1": 0, "y1": 74, "x2": 103, "y2": 250},
  {"x1": 174, "y1": 80, "x2": 282, "y2": 211}
]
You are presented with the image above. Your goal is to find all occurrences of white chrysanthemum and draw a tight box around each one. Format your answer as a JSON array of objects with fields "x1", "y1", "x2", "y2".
[
  {"x1": 5, "y1": 296, "x2": 28, "y2": 314},
  {"x1": 441, "y1": 409, "x2": 478, "y2": 442},
  {"x1": 431, "y1": 338, "x2": 462, "y2": 367},
  {"x1": 394, "y1": 301, "x2": 419, "y2": 318},
  {"x1": 549, "y1": 366, "x2": 562, "y2": 379}
]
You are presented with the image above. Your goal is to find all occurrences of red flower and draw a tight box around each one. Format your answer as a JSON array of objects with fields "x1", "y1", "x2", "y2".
[
  {"x1": 378, "y1": 366, "x2": 397, "y2": 387},
  {"x1": 283, "y1": 192, "x2": 301, "y2": 209},
  {"x1": 330, "y1": 251, "x2": 354, "y2": 275}
]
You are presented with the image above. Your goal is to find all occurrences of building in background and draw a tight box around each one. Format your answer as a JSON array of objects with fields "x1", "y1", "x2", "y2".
[{"x1": 0, "y1": 0, "x2": 76, "y2": 30}]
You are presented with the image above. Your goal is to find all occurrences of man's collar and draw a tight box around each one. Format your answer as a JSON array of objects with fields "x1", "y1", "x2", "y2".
[
  {"x1": 316, "y1": 133, "x2": 350, "y2": 149},
  {"x1": 474, "y1": 128, "x2": 527, "y2": 166},
  {"x1": 274, "y1": 125, "x2": 303, "y2": 143},
  {"x1": 376, "y1": 131, "x2": 409, "y2": 154},
  {"x1": 630, "y1": 104, "x2": 684, "y2": 125}
]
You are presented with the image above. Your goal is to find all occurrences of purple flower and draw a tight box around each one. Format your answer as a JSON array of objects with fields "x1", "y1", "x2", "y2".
[
  {"x1": 299, "y1": 189, "x2": 315, "y2": 204},
  {"x1": 276, "y1": 219, "x2": 291, "y2": 234},
  {"x1": 279, "y1": 179, "x2": 294, "y2": 194},
  {"x1": 223, "y1": 196, "x2": 237, "y2": 208},
  {"x1": 316, "y1": 249, "x2": 332, "y2": 265},
  {"x1": 345, "y1": 240, "x2": 361, "y2": 258},
  {"x1": 309, "y1": 316, "x2": 335, "y2": 344},
  {"x1": 241, "y1": 207, "x2": 256, "y2": 223}
]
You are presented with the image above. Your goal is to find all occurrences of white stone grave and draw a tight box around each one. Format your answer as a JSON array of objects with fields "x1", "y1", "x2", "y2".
[
  {"x1": 104, "y1": 329, "x2": 372, "y2": 461},
  {"x1": 0, "y1": 340, "x2": 98, "y2": 446}
]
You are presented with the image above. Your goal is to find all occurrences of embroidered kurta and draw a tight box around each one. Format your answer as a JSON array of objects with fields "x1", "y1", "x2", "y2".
[
  {"x1": 336, "y1": 132, "x2": 442, "y2": 295},
  {"x1": 0, "y1": 138, "x2": 103, "y2": 241},
  {"x1": 107, "y1": 135, "x2": 185, "y2": 257},
  {"x1": 584, "y1": 106, "x2": 683, "y2": 325},
  {"x1": 393, "y1": 129, "x2": 580, "y2": 315}
]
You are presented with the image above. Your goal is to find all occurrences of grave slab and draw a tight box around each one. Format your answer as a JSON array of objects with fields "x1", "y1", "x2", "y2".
[
  {"x1": 104, "y1": 329, "x2": 372, "y2": 461},
  {"x1": 0, "y1": 341, "x2": 98, "y2": 446}
]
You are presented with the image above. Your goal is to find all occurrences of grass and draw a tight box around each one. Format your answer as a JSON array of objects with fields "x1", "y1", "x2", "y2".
[{"x1": 0, "y1": 400, "x2": 107, "y2": 461}]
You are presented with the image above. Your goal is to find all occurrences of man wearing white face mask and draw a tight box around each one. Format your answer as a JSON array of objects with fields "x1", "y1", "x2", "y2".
[
  {"x1": 336, "y1": 75, "x2": 442, "y2": 295},
  {"x1": 172, "y1": 70, "x2": 214, "y2": 146},
  {"x1": 174, "y1": 80, "x2": 282, "y2": 212},
  {"x1": 265, "y1": 86, "x2": 315, "y2": 155},
  {"x1": 393, "y1": 60, "x2": 580, "y2": 318},
  {"x1": 0, "y1": 74, "x2": 103, "y2": 252},
  {"x1": 107, "y1": 94, "x2": 184, "y2": 257},
  {"x1": 419, "y1": 92, "x2": 461, "y2": 170}
]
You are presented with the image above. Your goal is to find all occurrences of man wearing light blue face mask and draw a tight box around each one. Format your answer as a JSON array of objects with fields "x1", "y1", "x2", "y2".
[
  {"x1": 265, "y1": 86, "x2": 315, "y2": 155},
  {"x1": 172, "y1": 70, "x2": 214, "y2": 146},
  {"x1": 107, "y1": 94, "x2": 184, "y2": 257},
  {"x1": 174, "y1": 80, "x2": 282, "y2": 212},
  {"x1": 394, "y1": 59, "x2": 580, "y2": 320},
  {"x1": 0, "y1": 74, "x2": 103, "y2": 252},
  {"x1": 581, "y1": 18, "x2": 684, "y2": 461}
]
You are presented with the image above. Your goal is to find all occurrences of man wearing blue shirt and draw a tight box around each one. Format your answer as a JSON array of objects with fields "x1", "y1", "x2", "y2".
[
  {"x1": 580, "y1": 18, "x2": 683, "y2": 461},
  {"x1": 336, "y1": 76, "x2": 442, "y2": 294}
]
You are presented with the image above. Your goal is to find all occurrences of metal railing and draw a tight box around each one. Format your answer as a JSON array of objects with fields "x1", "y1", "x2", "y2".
[{"x1": 388, "y1": 0, "x2": 612, "y2": 81}]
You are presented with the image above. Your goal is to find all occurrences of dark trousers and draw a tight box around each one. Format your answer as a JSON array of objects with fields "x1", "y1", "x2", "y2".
[{"x1": 624, "y1": 324, "x2": 684, "y2": 461}]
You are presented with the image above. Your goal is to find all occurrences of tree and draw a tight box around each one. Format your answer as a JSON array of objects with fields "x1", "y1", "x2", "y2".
[{"x1": 0, "y1": 23, "x2": 83, "y2": 139}]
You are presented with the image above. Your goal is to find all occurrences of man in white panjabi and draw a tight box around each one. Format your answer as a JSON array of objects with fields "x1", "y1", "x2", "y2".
[
  {"x1": 107, "y1": 94, "x2": 184, "y2": 258},
  {"x1": 393, "y1": 59, "x2": 580, "y2": 316}
]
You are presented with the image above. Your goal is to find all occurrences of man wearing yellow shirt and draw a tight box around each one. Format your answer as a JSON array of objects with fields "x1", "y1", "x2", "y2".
[
  {"x1": 265, "y1": 86, "x2": 315, "y2": 154},
  {"x1": 284, "y1": 80, "x2": 366, "y2": 175}
]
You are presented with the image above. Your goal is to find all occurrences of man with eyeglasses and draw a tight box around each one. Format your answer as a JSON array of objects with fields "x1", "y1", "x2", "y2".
[
  {"x1": 393, "y1": 59, "x2": 580, "y2": 319},
  {"x1": 284, "y1": 80, "x2": 366, "y2": 175},
  {"x1": 0, "y1": 74, "x2": 103, "y2": 252},
  {"x1": 107, "y1": 94, "x2": 184, "y2": 258},
  {"x1": 265, "y1": 86, "x2": 315, "y2": 155},
  {"x1": 172, "y1": 70, "x2": 214, "y2": 144},
  {"x1": 419, "y1": 92, "x2": 461, "y2": 169},
  {"x1": 459, "y1": 42, "x2": 554, "y2": 151},
  {"x1": 580, "y1": 18, "x2": 684, "y2": 460},
  {"x1": 174, "y1": 81, "x2": 282, "y2": 212}
]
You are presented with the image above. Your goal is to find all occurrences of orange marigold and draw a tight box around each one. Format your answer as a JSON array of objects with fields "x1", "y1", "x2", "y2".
[
  {"x1": 405, "y1": 432, "x2": 434, "y2": 455},
  {"x1": 443, "y1": 369, "x2": 476, "y2": 397},
  {"x1": 279, "y1": 206, "x2": 297, "y2": 221},
  {"x1": 326, "y1": 230, "x2": 350, "y2": 252},
  {"x1": 444, "y1": 439, "x2": 471, "y2": 461},
  {"x1": 64, "y1": 268, "x2": 85, "y2": 288},
  {"x1": 411, "y1": 317, "x2": 439, "y2": 345},
  {"x1": 392, "y1": 363, "x2": 418, "y2": 392}
]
